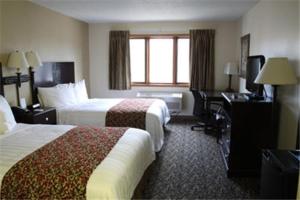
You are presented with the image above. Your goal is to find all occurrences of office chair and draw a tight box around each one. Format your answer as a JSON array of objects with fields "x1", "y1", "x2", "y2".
[{"x1": 190, "y1": 89, "x2": 224, "y2": 142}]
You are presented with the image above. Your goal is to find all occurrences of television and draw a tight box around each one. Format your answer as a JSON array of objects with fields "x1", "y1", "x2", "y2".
[{"x1": 246, "y1": 55, "x2": 265, "y2": 96}]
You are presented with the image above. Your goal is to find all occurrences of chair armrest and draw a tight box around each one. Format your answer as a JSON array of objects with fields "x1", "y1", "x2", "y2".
[
  {"x1": 209, "y1": 102, "x2": 223, "y2": 107},
  {"x1": 208, "y1": 102, "x2": 223, "y2": 112}
]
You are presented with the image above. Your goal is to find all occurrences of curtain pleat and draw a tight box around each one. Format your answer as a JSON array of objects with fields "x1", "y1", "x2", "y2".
[
  {"x1": 189, "y1": 29, "x2": 215, "y2": 91},
  {"x1": 109, "y1": 31, "x2": 131, "y2": 90}
]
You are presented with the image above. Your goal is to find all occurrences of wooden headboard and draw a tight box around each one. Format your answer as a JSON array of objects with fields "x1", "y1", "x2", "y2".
[
  {"x1": 32, "y1": 62, "x2": 75, "y2": 104},
  {"x1": 0, "y1": 63, "x2": 30, "y2": 97}
]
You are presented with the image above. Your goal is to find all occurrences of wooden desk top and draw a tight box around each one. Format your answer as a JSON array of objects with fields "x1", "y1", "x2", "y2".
[
  {"x1": 222, "y1": 92, "x2": 272, "y2": 103},
  {"x1": 202, "y1": 91, "x2": 272, "y2": 103}
]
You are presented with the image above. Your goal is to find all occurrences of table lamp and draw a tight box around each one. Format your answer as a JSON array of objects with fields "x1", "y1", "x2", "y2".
[
  {"x1": 255, "y1": 57, "x2": 297, "y2": 146},
  {"x1": 224, "y1": 62, "x2": 238, "y2": 92},
  {"x1": 254, "y1": 57, "x2": 297, "y2": 103},
  {"x1": 6, "y1": 51, "x2": 29, "y2": 106},
  {"x1": 26, "y1": 51, "x2": 42, "y2": 104}
]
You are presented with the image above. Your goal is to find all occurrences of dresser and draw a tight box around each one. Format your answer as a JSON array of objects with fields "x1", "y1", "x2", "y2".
[{"x1": 219, "y1": 93, "x2": 275, "y2": 177}]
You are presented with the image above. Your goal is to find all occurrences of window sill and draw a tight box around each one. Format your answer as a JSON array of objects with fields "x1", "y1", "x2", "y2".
[{"x1": 131, "y1": 83, "x2": 189, "y2": 88}]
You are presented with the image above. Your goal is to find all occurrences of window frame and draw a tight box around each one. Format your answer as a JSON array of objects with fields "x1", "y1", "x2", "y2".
[{"x1": 130, "y1": 34, "x2": 189, "y2": 87}]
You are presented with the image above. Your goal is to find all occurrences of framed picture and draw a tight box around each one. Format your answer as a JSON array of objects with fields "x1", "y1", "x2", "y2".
[{"x1": 240, "y1": 34, "x2": 250, "y2": 78}]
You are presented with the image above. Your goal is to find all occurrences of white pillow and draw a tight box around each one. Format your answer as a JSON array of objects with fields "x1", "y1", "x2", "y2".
[
  {"x1": 55, "y1": 83, "x2": 79, "y2": 104},
  {"x1": 74, "y1": 80, "x2": 88, "y2": 103},
  {"x1": 38, "y1": 85, "x2": 77, "y2": 108},
  {"x1": 0, "y1": 95, "x2": 16, "y2": 134},
  {"x1": 38, "y1": 87, "x2": 59, "y2": 107}
]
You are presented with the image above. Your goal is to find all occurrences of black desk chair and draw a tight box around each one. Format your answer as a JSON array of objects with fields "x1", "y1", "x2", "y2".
[{"x1": 190, "y1": 89, "x2": 224, "y2": 142}]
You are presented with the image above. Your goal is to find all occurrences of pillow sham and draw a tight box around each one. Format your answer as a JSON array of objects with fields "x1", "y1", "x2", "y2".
[
  {"x1": 74, "y1": 80, "x2": 88, "y2": 103},
  {"x1": 56, "y1": 83, "x2": 79, "y2": 105},
  {"x1": 38, "y1": 85, "x2": 77, "y2": 108},
  {"x1": 0, "y1": 95, "x2": 16, "y2": 134}
]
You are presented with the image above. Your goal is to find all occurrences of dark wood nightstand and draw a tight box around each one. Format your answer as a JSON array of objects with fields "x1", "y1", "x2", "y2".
[{"x1": 11, "y1": 107, "x2": 57, "y2": 125}]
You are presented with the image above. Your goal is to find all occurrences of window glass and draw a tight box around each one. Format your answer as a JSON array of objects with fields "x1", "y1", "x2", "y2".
[
  {"x1": 177, "y1": 38, "x2": 190, "y2": 83},
  {"x1": 149, "y1": 39, "x2": 173, "y2": 83},
  {"x1": 130, "y1": 39, "x2": 145, "y2": 82}
]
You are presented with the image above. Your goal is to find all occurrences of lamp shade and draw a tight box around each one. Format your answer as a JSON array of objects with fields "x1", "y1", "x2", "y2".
[
  {"x1": 224, "y1": 62, "x2": 238, "y2": 75},
  {"x1": 25, "y1": 51, "x2": 42, "y2": 68},
  {"x1": 7, "y1": 51, "x2": 29, "y2": 70},
  {"x1": 254, "y1": 57, "x2": 297, "y2": 85}
]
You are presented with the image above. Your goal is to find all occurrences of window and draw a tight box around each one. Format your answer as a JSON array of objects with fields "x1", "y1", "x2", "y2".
[
  {"x1": 149, "y1": 39, "x2": 173, "y2": 83},
  {"x1": 130, "y1": 35, "x2": 189, "y2": 86},
  {"x1": 177, "y1": 38, "x2": 190, "y2": 83},
  {"x1": 130, "y1": 39, "x2": 145, "y2": 82}
]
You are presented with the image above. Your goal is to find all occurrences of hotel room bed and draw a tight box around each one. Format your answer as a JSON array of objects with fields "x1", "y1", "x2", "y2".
[
  {"x1": 56, "y1": 98, "x2": 170, "y2": 152},
  {"x1": 33, "y1": 62, "x2": 171, "y2": 152},
  {"x1": 0, "y1": 123, "x2": 155, "y2": 199},
  {"x1": 0, "y1": 63, "x2": 156, "y2": 199}
]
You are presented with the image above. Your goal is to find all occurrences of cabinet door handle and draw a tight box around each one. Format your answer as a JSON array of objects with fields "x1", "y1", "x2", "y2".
[{"x1": 45, "y1": 117, "x2": 49, "y2": 121}]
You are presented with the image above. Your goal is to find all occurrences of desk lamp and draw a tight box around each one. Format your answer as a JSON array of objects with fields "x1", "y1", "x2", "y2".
[
  {"x1": 7, "y1": 51, "x2": 29, "y2": 106},
  {"x1": 224, "y1": 62, "x2": 238, "y2": 92},
  {"x1": 254, "y1": 57, "x2": 297, "y2": 103},
  {"x1": 255, "y1": 57, "x2": 297, "y2": 146},
  {"x1": 26, "y1": 51, "x2": 42, "y2": 104}
]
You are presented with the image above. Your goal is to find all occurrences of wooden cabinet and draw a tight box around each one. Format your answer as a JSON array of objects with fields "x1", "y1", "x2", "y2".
[{"x1": 219, "y1": 93, "x2": 275, "y2": 177}]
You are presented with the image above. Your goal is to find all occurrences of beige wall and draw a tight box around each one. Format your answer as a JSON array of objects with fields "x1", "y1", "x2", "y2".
[
  {"x1": 89, "y1": 21, "x2": 238, "y2": 115},
  {"x1": 0, "y1": 0, "x2": 89, "y2": 106},
  {"x1": 0, "y1": 2, "x2": 2, "y2": 58},
  {"x1": 237, "y1": 0, "x2": 300, "y2": 149}
]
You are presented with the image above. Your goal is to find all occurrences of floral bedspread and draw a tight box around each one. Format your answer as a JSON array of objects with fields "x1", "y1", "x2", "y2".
[
  {"x1": 0, "y1": 126, "x2": 128, "y2": 199},
  {"x1": 106, "y1": 98, "x2": 155, "y2": 130}
]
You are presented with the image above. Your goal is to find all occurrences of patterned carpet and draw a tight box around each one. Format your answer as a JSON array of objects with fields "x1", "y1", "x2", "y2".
[{"x1": 142, "y1": 118, "x2": 259, "y2": 199}]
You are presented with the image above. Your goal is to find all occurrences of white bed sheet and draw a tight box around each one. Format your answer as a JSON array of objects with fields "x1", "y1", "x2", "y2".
[
  {"x1": 0, "y1": 123, "x2": 155, "y2": 199},
  {"x1": 56, "y1": 98, "x2": 170, "y2": 152}
]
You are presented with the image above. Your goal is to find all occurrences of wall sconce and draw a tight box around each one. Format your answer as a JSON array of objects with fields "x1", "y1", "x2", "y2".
[
  {"x1": 6, "y1": 51, "x2": 29, "y2": 106},
  {"x1": 26, "y1": 51, "x2": 42, "y2": 104},
  {"x1": 26, "y1": 51, "x2": 42, "y2": 71}
]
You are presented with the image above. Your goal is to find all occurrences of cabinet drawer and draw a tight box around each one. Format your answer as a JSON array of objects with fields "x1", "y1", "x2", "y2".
[{"x1": 33, "y1": 111, "x2": 56, "y2": 124}]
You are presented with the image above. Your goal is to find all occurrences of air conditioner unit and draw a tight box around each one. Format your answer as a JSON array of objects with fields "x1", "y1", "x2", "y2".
[{"x1": 136, "y1": 91, "x2": 182, "y2": 115}]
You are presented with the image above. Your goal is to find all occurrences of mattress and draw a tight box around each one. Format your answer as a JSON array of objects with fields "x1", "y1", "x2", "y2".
[
  {"x1": 0, "y1": 123, "x2": 155, "y2": 199},
  {"x1": 56, "y1": 98, "x2": 170, "y2": 152}
]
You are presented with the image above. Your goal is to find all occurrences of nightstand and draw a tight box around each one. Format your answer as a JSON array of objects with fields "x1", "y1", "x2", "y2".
[{"x1": 11, "y1": 107, "x2": 57, "y2": 125}]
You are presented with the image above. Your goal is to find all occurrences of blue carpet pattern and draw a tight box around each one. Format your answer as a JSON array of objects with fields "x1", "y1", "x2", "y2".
[{"x1": 142, "y1": 118, "x2": 259, "y2": 199}]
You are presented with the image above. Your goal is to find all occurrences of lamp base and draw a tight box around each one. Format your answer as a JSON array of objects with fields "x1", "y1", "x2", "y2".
[
  {"x1": 16, "y1": 72, "x2": 21, "y2": 106},
  {"x1": 225, "y1": 74, "x2": 234, "y2": 93}
]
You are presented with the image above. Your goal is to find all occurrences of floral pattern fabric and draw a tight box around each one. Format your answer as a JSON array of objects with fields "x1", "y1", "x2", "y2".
[
  {"x1": 0, "y1": 126, "x2": 128, "y2": 199},
  {"x1": 106, "y1": 98, "x2": 155, "y2": 130}
]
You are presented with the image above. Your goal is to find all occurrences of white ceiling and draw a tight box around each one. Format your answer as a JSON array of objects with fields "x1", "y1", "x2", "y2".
[{"x1": 31, "y1": 0, "x2": 259, "y2": 23}]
